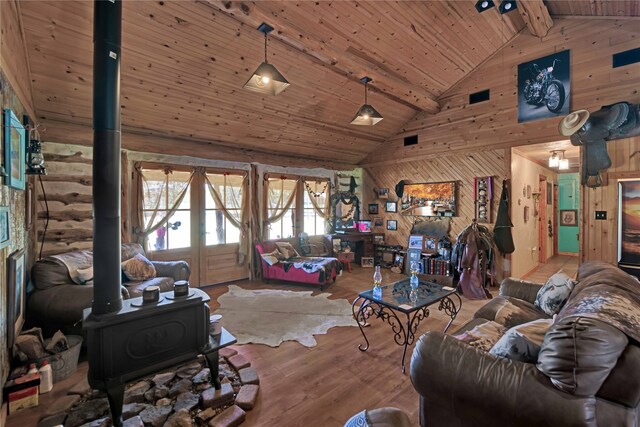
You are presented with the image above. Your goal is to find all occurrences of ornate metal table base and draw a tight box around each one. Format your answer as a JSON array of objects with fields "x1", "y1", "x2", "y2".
[{"x1": 352, "y1": 293, "x2": 461, "y2": 373}]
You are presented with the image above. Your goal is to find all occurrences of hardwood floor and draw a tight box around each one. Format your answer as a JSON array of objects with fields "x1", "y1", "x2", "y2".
[
  {"x1": 6, "y1": 266, "x2": 486, "y2": 427},
  {"x1": 522, "y1": 255, "x2": 579, "y2": 282}
]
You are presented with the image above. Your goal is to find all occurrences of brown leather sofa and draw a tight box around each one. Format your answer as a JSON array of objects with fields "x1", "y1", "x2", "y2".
[
  {"x1": 410, "y1": 262, "x2": 640, "y2": 427},
  {"x1": 28, "y1": 243, "x2": 190, "y2": 336}
]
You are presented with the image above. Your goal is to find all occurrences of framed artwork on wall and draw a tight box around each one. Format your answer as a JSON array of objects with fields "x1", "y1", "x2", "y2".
[
  {"x1": 560, "y1": 209, "x2": 578, "y2": 226},
  {"x1": 368, "y1": 203, "x2": 379, "y2": 214},
  {"x1": 0, "y1": 206, "x2": 9, "y2": 249},
  {"x1": 7, "y1": 249, "x2": 26, "y2": 352},
  {"x1": 376, "y1": 188, "x2": 389, "y2": 199},
  {"x1": 387, "y1": 219, "x2": 397, "y2": 231},
  {"x1": 385, "y1": 201, "x2": 397, "y2": 213},
  {"x1": 408, "y1": 235, "x2": 423, "y2": 249},
  {"x1": 373, "y1": 217, "x2": 383, "y2": 227},
  {"x1": 517, "y1": 50, "x2": 570, "y2": 123},
  {"x1": 423, "y1": 236, "x2": 438, "y2": 253},
  {"x1": 3, "y1": 108, "x2": 26, "y2": 190},
  {"x1": 547, "y1": 182, "x2": 553, "y2": 204}
]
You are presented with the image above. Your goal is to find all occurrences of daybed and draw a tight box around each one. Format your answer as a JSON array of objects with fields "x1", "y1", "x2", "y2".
[
  {"x1": 255, "y1": 241, "x2": 341, "y2": 290},
  {"x1": 410, "y1": 261, "x2": 640, "y2": 427}
]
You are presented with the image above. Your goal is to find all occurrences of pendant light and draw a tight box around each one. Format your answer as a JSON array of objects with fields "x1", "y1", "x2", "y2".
[
  {"x1": 350, "y1": 77, "x2": 383, "y2": 126},
  {"x1": 558, "y1": 151, "x2": 570, "y2": 170},
  {"x1": 548, "y1": 151, "x2": 559, "y2": 168},
  {"x1": 243, "y1": 23, "x2": 290, "y2": 95}
]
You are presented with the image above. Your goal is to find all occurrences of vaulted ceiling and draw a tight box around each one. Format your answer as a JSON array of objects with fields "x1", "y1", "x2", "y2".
[{"x1": 17, "y1": 1, "x2": 639, "y2": 167}]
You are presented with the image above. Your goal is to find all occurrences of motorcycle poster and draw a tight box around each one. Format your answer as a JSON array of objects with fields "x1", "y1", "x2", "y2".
[{"x1": 517, "y1": 49, "x2": 570, "y2": 123}]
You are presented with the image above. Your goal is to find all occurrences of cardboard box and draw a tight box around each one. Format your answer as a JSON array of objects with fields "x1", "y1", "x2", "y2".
[{"x1": 3, "y1": 373, "x2": 40, "y2": 414}]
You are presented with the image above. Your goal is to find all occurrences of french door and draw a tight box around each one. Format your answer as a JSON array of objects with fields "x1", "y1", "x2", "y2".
[{"x1": 142, "y1": 164, "x2": 248, "y2": 287}]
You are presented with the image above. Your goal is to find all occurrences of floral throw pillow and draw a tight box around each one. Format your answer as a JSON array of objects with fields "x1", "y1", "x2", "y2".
[
  {"x1": 453, "y1": 321, "x2": 507, "y2": 352},
  {"x1": 534, "y1": 271, "x2": 576, "y2": 317},
  {"x1": 489, "y1": 318, "x2": 553, "y2": 363},
  {"x1": 275, "y1": 241, "x2": 299, "y2": 260},
  {"x1": 122, "y1": 253, "x2": 156, "y2": 281}
]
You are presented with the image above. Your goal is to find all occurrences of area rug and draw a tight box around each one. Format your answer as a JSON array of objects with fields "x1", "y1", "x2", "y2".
[{"x1": 213, "y1": 285, "x2": 356, "y2": 347}]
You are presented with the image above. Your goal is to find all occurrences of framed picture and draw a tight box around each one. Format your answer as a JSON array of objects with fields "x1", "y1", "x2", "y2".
[
  {"x1": 408, "y1": 235, "x2": 423, "y2": 250},
  {"x1": 385, "y1": 201, "x2": 397, "y2": 213},
  {"x1": 0, "y1": 206, "x2": 9, "y2": 249},
  {"x1": 7, "y1": 249, "x2": 26, "y2": 352},
  {"x1": 386, "y1": 219, "x2": 397, "y2": 231},
  {"x1": 361, "y1": 257, "x2": 374, "y2": 268},
  {"x1": 517, "y1": 49, "x2": 570, "y2": 123},
  {"x1": 547, "y1": 182, "x2": 553, "y2": 205},
  {"x1": 394, "y1": 254, "x2": 404, "y2": 270},
  {"x1": 560, "y1": 209, "x2": 578, "y2": 226},
  {"x1": 407, "y1": 248, "x2": 422, "y2": 262},
  {"x1": 400, "y1": 181, "x2": 457, "y2": 217},
  {"x1": 368, "y1": 203, "x2": 379, "y2": 214},
  {"x1": 376, "y1": 188, "x2": 389, "y2": 199},
  {"x1": 25, "y1": 182, "x2": 33, "y2": 230},
  {"x1": 423, "y1": 236, "x2": 438, "y2": 253},
  {"x1": 373, "y1": 217, "x2": 383, "y2": 227},
  {"x1": 3, "y1": 109, "x2": 26, "y2": 190},
  {"x1": 374, "y1": 234, "x2": 384, "y2": 245},
  {"x1": 619, "y1": 180, "x2": 640, "y2": 265}
]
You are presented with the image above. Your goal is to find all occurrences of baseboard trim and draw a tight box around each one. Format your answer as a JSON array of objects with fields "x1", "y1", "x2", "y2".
[{"x1": 557, "y1": 252, "x2": 579, "y2": 257}]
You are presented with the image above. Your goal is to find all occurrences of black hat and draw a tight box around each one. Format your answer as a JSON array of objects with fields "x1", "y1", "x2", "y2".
[{"x1": 395, "y1": 180, "x2": 406, "y2": 198}]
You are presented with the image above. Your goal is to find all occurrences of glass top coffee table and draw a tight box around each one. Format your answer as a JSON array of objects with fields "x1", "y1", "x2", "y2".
[{"x1": 352, "y1": 277, "x2": 461, "y2": 373}]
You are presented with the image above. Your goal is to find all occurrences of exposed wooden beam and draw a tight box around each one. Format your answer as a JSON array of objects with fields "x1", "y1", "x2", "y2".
[
  {"x1": 202, "y1": 0, "x2": 440, "y2": 114},
  {"x1": 40, "y1": 119, "x2": 357, "y2": 171},
  {"x1": 518, "y1": 0, "x2": 554, "y2": 38}
]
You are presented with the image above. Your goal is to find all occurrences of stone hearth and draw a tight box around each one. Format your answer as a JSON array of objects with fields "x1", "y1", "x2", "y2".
[{"x1": 41, "y1": 348, "x2": 259, "y2": 427}]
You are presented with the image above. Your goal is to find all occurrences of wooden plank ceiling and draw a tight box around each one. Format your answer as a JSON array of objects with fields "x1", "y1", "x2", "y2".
[
  {"x1": 19, "y1": 0, "x2": 528, "y2": 166},
  {"x1": 546, "y1": 0, "x2": 640, "y2": 16}
]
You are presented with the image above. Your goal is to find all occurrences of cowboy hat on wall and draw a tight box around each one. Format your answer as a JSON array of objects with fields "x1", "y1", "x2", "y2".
[{"x1": 517, "y1": 49, "x2": 571, "y2": 123}]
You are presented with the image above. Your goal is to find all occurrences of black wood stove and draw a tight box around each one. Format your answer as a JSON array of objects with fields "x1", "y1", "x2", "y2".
[{"x1": 83, "y1": 2, "x2": 209, "y2": 425}]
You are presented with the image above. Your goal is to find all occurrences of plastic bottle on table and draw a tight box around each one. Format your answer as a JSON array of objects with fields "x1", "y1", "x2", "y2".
[{"x1": 39, "y1": 360, "x2": 53, "y2": 394}]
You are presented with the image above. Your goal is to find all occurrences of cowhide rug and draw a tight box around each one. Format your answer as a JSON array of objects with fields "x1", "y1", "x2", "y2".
[{"x1": 213, "y1": 285, "x2": 356, "y2": 347}]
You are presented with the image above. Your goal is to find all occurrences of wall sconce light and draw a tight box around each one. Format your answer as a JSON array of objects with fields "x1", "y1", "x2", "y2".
[
  {"x1": 243, "y1": 23, "x2": 290, "y2": 95},
  {"x1": 475, "y1": 0, "x2": 495, "y2": 13},
  {"x1": 26, "y1": 125, "x2": 46, "y2": 175},
  {"x1": 499, "y1": 0, "x2": 518, "y2": 14}
]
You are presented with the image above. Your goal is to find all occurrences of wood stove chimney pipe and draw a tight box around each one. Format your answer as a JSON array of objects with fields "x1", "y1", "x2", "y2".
[{"x1": 92, "y1": 0, "x2": 123, "y2": 315}]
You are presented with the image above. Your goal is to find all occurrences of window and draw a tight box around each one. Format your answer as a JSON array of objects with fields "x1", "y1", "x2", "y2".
[
  {"x1": 205, "y1": 173, "x2": 244, "y2": 245},
  {"x1": 303, "y1": 180, "x2": 329, "y2": 236},
  {"x1": 266, "y1": 177, "x2": 297, "y2": 240},
  {"x1": 141, "y1": 168, "x2": 192, "y2": 251}
]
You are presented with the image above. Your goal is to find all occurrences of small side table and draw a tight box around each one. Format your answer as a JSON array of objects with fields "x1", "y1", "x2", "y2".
[
  {"x1": 337, "y1": 251, "x2": 355, "y2": 273},
  {"x1": 201, "y1": 327, "x2": 237, "y2": 389}
]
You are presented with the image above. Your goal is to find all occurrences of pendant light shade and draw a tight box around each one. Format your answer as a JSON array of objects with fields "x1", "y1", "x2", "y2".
[
  {"x1": 548, "y1": 151, "x2": 559, "y2": 168},
  {"x1": 243, "y1": 23, "x2": 290, "y2": 95},
  {"x1": 351, "y1": 77, "x2": 383, "y2": 126},
  {"x1": 558, "y1": 152, "x2": 570, "y2": 170}
]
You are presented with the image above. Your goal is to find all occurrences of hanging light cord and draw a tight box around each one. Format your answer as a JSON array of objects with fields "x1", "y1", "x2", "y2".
[
  {"x1": 264, "y1": 32, "x2": 268, "y2": 63},
  {"x1": 364, "y1": 81, "x2": 368, "y2": 104},
  {"x1": 38, "y1": 173, "x2": 50, "y2": 260}
]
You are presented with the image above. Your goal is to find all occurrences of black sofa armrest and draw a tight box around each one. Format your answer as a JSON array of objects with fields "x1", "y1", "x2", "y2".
[
  {"x1": 499, "y1": 277, "x2": 544, "y2": 304},
  {"x1": 410, "y1": 331, "x2": 597, "y2": 426},
  {"x1": 152, "y1": 260, "x2": 190, "y2": 282}
]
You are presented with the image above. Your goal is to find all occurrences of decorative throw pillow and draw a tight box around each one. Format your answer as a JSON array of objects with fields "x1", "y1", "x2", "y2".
[
  {"x1": 489, "y1": 318, "x2": 553, "y2": 363},
  {"x1": 453, "y1": 321, "x2": 507, "y2": 352},
  {"x1": 275, "y1": 241, "x2": 299, "y2": 260},
  {"x1": 260, "y1": 250, "x2": 282, "y2": 266},
  {"x1": 76, "y1": 267, "x2": 94, "y2": 285},
  {"x1": 122, "y1": 253, "x2": 156, "y2": 281},
  {"x1": 534, "y1": 271, "x2": 576, "y2": 316}
]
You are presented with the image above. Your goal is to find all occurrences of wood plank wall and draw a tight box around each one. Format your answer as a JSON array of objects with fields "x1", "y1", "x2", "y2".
[
  {"x1": 361, "y1": 18, "x2": 640, "y2": 167},
  {"x1": 363, "y1": 149, "x2": 509, "y2": 246},
  {"x1": 582, "y1": 136, "x2": 640, "y2": 265}
]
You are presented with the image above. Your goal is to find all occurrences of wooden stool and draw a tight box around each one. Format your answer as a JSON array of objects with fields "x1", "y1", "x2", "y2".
[{"x1": 337, "y1": 251, "x2": 355, "y2": 273}]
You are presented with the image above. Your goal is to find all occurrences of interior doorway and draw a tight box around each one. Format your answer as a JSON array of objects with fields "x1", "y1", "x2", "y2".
[{"x1": 510, "y1": 141, "x2": 580, "y2": 278}]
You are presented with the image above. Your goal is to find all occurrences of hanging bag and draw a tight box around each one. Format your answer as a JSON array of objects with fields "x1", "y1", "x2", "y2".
[{"x1": 493, "y1": 180, "x2": 515, "y2": 254}]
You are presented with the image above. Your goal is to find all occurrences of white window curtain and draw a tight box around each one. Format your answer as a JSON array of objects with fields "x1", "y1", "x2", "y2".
[
  {"x1": 204, "y1": 172, "x2": 250, "y2": 264},
  {"x1": 264, "y1": 176, "x2": 299, "y2": 237},
  {"x1": 134, "y1": 164, "x2": 194, "y2": 246}
]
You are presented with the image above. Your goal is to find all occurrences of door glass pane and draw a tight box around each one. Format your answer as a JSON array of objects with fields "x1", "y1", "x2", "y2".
[
  {"x1": 168, "y1": 171, "x2": 192, "y2": 210},
  {"x1": 205, "y1": 210, "x2": 225, "y2": 246},
  {"x1": 225, "y1": 217, "x2": 240, "y2": 244},
  {"x1": 166, "y1": 211, "x2": 191, "y2": 249}
]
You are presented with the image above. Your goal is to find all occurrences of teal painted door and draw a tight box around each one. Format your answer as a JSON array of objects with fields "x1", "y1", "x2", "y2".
[{"x1": 558, "y1": 173, "x2": 579, "y2": 253}]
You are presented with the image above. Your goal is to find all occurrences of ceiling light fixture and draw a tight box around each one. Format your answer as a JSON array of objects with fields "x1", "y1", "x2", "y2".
[
  {"x1": 499, "y1": 0, "x2": 517, "y2": 14},
  {"x1": 475, "y1": 0, "x2": 495, "y2": 13},
  {"x1": 548, "y1": 151, "x2": 559, "y2": 168},
  {"x1": 558, "y1": 151, "x2": 570, "y2": 170},
  {"x1": 350, "y1": 77, "x2": 383, "y2": 126},
  {"x1": 243, "y1": 23, "x2": 290, "y2": 95}
]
